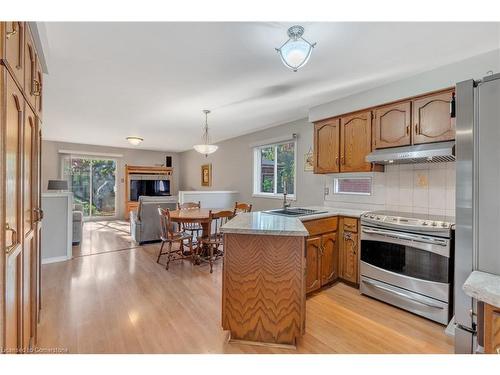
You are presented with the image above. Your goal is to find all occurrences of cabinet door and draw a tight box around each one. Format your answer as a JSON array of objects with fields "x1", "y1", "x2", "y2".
[
  {"x1": 3, "y1": 21, "x2": 25, "y2": 85},
  {"x1": 5, "y1": 69, "x2": 24, "y2": 351},
  {"x1": 412, "y1": 90, "x2": 455, "y2": 144},
  {"x1": 305, "y1": 236, "x2": 321, "y2": 294},
  {"x1": 314, "y1": 118, "x2": 340, "y2": 174},
  {"x1": 374, "y1": 101, "x2": 411, "y2": 149},
  {"x1": 24, "y1": 25, "x2": 37, "y2": 109},
  {"x1": 341, "y1": 231, "x2": 359, "y2": 284},
  {"x1": 484, "y1": 304, "x2": 500, "y2": 354},
  {"x1": 340, "y1": 111, "x2": 372, "y2": 172},
  {"x1": 320, "y1": 232, "x2": 338, "y2": 285}
]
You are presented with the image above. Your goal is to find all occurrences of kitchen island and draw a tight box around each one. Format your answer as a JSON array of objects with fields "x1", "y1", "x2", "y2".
[{"x1": 220, "y1": 207, "x2": 365, "y2": 348}]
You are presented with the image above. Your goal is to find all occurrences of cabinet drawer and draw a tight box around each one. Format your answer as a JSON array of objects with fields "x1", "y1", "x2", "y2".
[
  {"x1": 342, "y1": 217, "x2": 358, "y2": 233},
  {"x1": 303, "y1": 217, "x2": 338, "y2": 236}
]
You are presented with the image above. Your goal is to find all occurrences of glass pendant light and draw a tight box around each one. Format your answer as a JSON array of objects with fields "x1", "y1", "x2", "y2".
[
  {"x1": 275, "y1": 25, "x2": 316, "y2": 72},
  {"x1": 193, "y1": 110, "x2": 218, "y2": 157}
]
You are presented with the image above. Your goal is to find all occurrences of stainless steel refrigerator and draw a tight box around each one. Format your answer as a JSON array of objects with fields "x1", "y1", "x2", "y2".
[{"x1": 455, "y1": 73, "x2": 500, "y2": 353}]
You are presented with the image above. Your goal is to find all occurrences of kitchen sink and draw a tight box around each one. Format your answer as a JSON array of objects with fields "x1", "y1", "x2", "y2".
[{"x1": 264, "y1": 208, "x2": 327, "y2": 217}]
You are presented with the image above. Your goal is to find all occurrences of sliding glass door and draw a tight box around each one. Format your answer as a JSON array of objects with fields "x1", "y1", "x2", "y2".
[{"x1": 63, "y1": 156, "x2": 117, "y2": 218}]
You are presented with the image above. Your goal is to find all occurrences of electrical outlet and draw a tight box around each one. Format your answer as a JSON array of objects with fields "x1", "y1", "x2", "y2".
[{"x1": 324, "y1": 187, "x2": 330, "y2": 196}]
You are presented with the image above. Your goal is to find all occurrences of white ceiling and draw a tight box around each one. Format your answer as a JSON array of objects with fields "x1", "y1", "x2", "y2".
[{"x1": 42, "y1": 22, "x2": 499, "y2": 152}]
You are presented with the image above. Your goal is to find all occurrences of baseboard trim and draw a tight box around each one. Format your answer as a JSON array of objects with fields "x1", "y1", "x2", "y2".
[{"x1": 42, "y1": 255, "x2": 70, "y2": 265}]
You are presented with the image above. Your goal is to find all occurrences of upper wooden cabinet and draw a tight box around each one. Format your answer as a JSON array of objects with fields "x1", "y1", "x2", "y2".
[
  {"x1": 340, "y1": 111, "x2": 373, "y2": 172},
  {"x1": 412, "y1": 90, "x2": 455, "y2": 144},
  {"x1": 2, "y1": 21, "x2": 25, "y2": 86},
  {"x1": 373, "y1": 101, "x2": 411, "y2": 149},
  {"x1": 314, "y1": 118, "x2": 340, "y2": 173}
]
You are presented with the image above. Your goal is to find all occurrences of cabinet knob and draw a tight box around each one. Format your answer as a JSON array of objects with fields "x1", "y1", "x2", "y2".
[{"x1": 496, "y1": 346, "x2": 500, "y2": 354}]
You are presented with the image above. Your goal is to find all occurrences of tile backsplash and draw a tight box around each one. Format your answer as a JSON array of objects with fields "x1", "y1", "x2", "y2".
[
  {"x1": 384, "y1": 162, "x2": 455, "y2": 217},
  {"x1": 323, "y1": 162, "x2": 455, "y2": 217}
]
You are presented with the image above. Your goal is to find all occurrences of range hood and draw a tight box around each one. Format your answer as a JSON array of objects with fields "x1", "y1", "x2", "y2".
[{"x1": 366, "y1": 141, "x2": 455, "y2": 165}]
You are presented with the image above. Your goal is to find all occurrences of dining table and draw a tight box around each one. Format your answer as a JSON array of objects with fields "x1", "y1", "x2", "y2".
[{"x1": 168, "y1": 208, "x2": 231, "y2": 262}]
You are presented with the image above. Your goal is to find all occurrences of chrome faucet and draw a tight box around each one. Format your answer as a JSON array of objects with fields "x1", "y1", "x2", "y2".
[{"x1": 282, "y1": 178, "x2": 291, "y2": 210}]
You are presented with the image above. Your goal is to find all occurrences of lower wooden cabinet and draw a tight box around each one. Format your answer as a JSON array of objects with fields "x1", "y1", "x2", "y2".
[
  {"x1": 305, "y1": 236, "x2": 322, "y2": 293},
  {"x1": 339, "y1": 230, "x2": 359, "y2": 284},
  {"x1": 484, "y1": 303, "x2": 500, "y2": 354},
  {"x1": 305, "y1": 216, "x2": 359, "y2": 294}
]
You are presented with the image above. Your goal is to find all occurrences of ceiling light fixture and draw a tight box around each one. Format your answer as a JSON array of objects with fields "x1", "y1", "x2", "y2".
[
  {"x1": 193, "y1": 110, "x2": 218, "y2": 157},
  {"x1": 275, "y1": 25, "x2": 316, "y2": 72},
  {"x1": 126, "y1": 136, "x2": 143, "y2": 146}
]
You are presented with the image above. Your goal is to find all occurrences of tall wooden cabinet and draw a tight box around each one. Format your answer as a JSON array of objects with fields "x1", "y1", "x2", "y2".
[{"x1": 1, "y1": 21, "x2": 44, "y2": 353}]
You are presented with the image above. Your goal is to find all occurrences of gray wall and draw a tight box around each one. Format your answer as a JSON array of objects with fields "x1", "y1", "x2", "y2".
[
  {"x1": 310, "y1": 49, "x2": 500, "y2": 122},
  {"x1": 42, "y1": 140, "x2": 180, "y2": 219},
  {"x1": 178, "y1": 118, "x2": 326, "y2": 211}
]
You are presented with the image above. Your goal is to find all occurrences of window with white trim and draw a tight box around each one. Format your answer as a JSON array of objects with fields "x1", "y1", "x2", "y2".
[
  {"x1": 253, "y1": 141, "x2": 296, "y2": 198},
  {"x1": 334, "y1": 177, "x2": 372, "y2": 195}
]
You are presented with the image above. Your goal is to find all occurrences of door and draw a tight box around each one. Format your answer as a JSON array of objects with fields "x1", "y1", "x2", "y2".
[
  {"x1": 341, "y1": 231, "x2": 359, "y2": 284},
  {"x1": 305, "y1": 236, "x2": 321, "y2": 293},
  {"x1": 3, "y1": 21, "x2": 24, "y2": 85},
  {"x1": 320, "y1": 232, "x2": 338, "y2": 285},
  {"x1": 340, "y1": 111, "x2": 372, "y2": 172},
  {"x1": 65, "y1": 156, "x2": 117, "y2": 218},
  {"x1": 24, "y1": 25, "x2": 37, "y2": 109},
  {"x1": 314, "y1": 118, "x2": 340, "y2": 173},
  {"x1": 412, "y1": 90, "x2": 455, "y2": 144},
  {"x1": 373, "y1": 101, "x2": 411, "y2": 149},
  {"x1": 5, "y1": 70, "x2": 24, "y2": 351}
]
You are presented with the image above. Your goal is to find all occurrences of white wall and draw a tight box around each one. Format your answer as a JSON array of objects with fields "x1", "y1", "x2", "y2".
[{"x1": 42, "y1": 140, "x2": 180, "y2": 219}]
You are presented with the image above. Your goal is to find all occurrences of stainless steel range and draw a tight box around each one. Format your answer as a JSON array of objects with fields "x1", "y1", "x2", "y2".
[{"x1": 360, "y1": 211, "x2": 454, "y2": 325}]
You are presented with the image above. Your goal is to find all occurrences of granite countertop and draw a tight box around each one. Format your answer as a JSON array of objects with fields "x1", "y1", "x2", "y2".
[
  {"x1": 463, "y1": 271, "x2": 500, "y2": 308},
  {"x1": 220, "y1": 206, "x2": 367, "y2": 236}
]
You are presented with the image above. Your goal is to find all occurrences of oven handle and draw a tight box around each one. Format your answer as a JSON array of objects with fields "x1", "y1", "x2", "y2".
[
  {"x1": 361, "y1": 227, "x2": 448, "y2": 247},
  {"x1": 362, "y1": 279, "x2": 444, "y2": 310}
]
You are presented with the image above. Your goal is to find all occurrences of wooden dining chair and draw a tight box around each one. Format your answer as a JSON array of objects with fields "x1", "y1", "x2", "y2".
[
  {"x1": 233, "y1": 201, "x2": 252, "y2": 215},
  {"x1": 157, "y1": 207, "x2": 194, "y2": 270},
  {"x1": 197, "y1": 210, "x2": 233, "y2": 273},
  {"x1": 177, "y1": 201, "x2": 203, "y2": 239}
]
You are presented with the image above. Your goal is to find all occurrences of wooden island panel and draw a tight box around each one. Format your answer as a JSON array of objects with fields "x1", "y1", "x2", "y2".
[{"x1": 222, "y1": 233, "x2": 306, "y2": 347}]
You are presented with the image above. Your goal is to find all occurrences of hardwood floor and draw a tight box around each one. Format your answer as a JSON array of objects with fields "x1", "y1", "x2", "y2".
[
  {"x1": 38, "y1": 221, "x2": 453, "y2": 354},
  {"x1": 72, "y1": 220, "x2": 138, "y2": 258}
]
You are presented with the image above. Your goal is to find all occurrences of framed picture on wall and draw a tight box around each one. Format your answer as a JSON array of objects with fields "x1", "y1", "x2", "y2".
[{"x1": 201, "y1": 164, "x2": 212, "y2": 187}]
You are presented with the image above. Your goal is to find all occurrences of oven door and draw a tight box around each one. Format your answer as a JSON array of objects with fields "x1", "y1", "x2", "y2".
[{"x1": 360, "y1": 225, "x2": 451, "y2": 303}]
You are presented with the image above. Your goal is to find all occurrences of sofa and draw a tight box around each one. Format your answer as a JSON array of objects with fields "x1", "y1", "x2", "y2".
[{"x1": 130, "y1": 196, "x2": 178, "y2": 244}]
